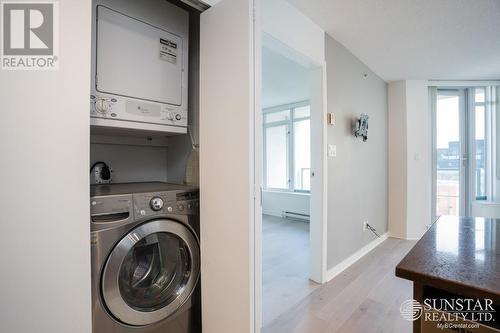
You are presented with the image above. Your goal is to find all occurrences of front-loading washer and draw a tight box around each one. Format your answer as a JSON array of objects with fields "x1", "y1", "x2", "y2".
[{"x1": 90, "y1": 182, "x2": 201, "y2": 333}]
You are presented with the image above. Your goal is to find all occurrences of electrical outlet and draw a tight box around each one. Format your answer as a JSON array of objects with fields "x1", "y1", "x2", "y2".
[{"x1": 363, "y1": 221, "x2": 369, "y2": 232}]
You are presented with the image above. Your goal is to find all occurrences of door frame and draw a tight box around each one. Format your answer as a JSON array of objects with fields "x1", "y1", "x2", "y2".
[
  {"x1": 199, "y1": 1, "x2": 327, "y2": 331},
  {"x1": 199, "y1": 1, "x2": 258, "y2": 332},
  {"x1": 308, "y1": 62, "x2": 328, "y2": 284},
  {"x1": 432, "y1": 88, "x2": 471, "y2": 217},
  {"x1": 253, "y1": 27, "x2": 328, "y2": 333},
  {"x1": 253, "y1": 1, "x2": 263, "y2": 328}
]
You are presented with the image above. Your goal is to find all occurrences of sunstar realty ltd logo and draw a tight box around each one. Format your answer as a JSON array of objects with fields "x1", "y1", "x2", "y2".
[
  {"x1": 1, "y1": 1, "x2": 59, "y2": 70},
  {"x1": 400, "y1": 298, "x2": 495, "y2": 328},
  {"x1": 400, "y1": 299, "x2": 423, "y2": 321}
]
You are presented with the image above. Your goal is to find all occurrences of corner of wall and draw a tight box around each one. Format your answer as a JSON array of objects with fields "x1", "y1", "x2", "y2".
[
  {"x1": 388, "y1": 80, "x2": 432, "y2": 240},
  {"x1": 405, "y1": 80, "x2": 432, "y2": 238},
  {"x1": 388, "y1": 81, "x2": 408, "y2": 239}
]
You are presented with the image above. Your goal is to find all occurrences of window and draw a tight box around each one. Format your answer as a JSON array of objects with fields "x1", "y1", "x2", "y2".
[
  {"x1": 473, "y1": 87, "x2": 487, "y2": 200},
  {"x1": 263, "y1": 102, "x2": 310, "y2": 192},
  {"x1": 435, "y1": 91, "x2": 461, "y2": 216},
  {"x1": 265, "y1": 124, "x2": 289, "y2": 189},
  {"x1": 432, "y1": 86, "x2": 498, "y2": 217}
]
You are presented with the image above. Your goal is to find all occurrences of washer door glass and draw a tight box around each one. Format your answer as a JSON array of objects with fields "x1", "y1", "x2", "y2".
[
  {"x1": 102, "y1": 219, "x2": 200, "y2": 326},
  {"x1": 119, "y1": 232, "x2": 189, "y2": 311}
]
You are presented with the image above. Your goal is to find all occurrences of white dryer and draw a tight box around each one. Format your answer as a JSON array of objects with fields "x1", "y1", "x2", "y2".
[{"x1": 90, "y1": 0, "x2": 189, "y2": 134}]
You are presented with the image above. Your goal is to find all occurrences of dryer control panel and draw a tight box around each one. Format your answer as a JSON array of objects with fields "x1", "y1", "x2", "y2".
[{"x1": 90, "y1": 94, "x2": 188, "y2": 128}]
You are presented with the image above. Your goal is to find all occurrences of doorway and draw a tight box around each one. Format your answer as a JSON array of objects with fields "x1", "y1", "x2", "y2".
[
  {"x1": 259, "y1": 36, "x2": 324, "y2": 330},
  {"x1": 434, "y1": 89, "x2": 465, "y2": 216},
  {"x1": 432, "y1": 86, "x2": 498, "y2": 218}
]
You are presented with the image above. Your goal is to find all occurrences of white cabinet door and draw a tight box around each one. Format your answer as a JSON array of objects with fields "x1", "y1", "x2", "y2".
[{"x1": 199, "y1": 1, "x2": 258, "y2": 333}]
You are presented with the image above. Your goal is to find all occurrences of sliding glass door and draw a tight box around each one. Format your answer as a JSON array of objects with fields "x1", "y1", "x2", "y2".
[
  {"x1": 435, "y1": 89, "x2": 465, "y2": 216},
  {"x1": 433, "y1": 87, "x2": 496, "y2": 218}
]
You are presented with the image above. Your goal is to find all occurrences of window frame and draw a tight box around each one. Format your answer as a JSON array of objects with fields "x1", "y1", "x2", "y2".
[
  {"x1": 468, "y1": 87, "x2": 495, "y2": 202},
  {"x1": 432, "y1": 88, "x2": 467, "y2": 217},
  {"x1": 263, "y1": 100, "x2": 310, "y2": 193}
]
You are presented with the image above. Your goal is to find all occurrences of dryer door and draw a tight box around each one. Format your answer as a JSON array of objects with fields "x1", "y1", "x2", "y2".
[{"x1": 101, "y1": 219, "x2": 200, "y2": 326}]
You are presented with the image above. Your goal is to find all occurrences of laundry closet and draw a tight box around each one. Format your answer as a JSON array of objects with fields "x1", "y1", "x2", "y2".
[
  {"x1": 88, "y1": 1, "x2": 204, "y2": 333},
  {"x1": 1, "y1": 0, "x2": 260, "y2": 332},
  {"x1": 87, "y1": 0, "x2": 262, "y2": 332}
]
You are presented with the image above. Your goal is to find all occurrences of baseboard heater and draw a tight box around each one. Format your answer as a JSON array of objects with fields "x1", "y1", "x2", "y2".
[{"x1": 282, "y1": 211, "x2": 310, "y2": 222}]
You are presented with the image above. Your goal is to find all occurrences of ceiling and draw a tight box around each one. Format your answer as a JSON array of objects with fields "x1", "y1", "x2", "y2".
[
  {"x1": 285, "y1": 0, "x2": 500, "y2": 82},
  {"x1": 262, "y1": 46, "x2": 310, "y2": 109}
]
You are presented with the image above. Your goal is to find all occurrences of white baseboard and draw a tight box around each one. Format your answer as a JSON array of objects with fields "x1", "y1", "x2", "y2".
[
  {"x1": 388, "y1": 232, "x2": 424, "y2": 241},
  {"x1": 325, "y1": 232, "x2": 389, "y2": 282},
  {"x1": 406, "y1": 231, "x2": 426, "y2": 240}
]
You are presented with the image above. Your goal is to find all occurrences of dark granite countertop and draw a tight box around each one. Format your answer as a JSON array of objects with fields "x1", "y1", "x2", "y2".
[{"x1": 396, "y1": 216, "x2": 500, "y2": 303}]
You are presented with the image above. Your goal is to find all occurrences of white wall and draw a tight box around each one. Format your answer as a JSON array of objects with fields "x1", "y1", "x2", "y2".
[
  {"x1": 200, "y1": 0, "x2": 255, "y2": 332},
  {"x1": 406, "y1": 80, "x2": 432, "y2": 238},
  {"x1": 261, "y1": 0, "x2": 324, "y2": 65},
  {"x1": 263, "y1": 191, "x2": 310, "y2": 217},
  {"x1": 0, "y1": 1, "x2": 92, "y2": 333},
  {"x1": 388, "y1": 81, "x2": 407, "y2": 239},
  {"x1": 388, "y1": 80, "x2": 432, "y2": 240},
  {"x1": 262, "y1": 46, "x2": 310, "y2": 108}
]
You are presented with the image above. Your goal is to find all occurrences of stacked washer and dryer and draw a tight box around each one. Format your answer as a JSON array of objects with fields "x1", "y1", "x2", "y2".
[{"x1": 89, "y1": 1, "x2": 201, "y2": 333}]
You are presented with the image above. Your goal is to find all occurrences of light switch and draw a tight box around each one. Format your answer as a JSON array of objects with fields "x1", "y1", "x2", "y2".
[
  {"x1": 328, "y1": 144, "x2": 336, "y2": 157},
  {"x1": 327, "y1": 113, "x2": 335, "y2": 125}
]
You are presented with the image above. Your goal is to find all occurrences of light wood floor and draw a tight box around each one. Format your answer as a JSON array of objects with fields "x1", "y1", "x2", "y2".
[
  {"x1": 262, "y1": 215, "x2": 320, "y2": 326},
  {"x1": 262, "y1": 237, "x2": 417, "y2": 333}
]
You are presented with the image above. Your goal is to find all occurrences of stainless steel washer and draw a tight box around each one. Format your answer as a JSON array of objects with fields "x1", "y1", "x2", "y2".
[{"x1": 90, "y1": 182, "x2": 201, "y2": 333}]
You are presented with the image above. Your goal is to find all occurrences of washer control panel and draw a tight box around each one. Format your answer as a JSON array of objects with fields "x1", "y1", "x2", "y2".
[
  {"x1": 133, "y1": 190, "x2": 199, "y2": 218},
  {"x1": 150, "y1": 197, "x2": 164, "y2": 211}
]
